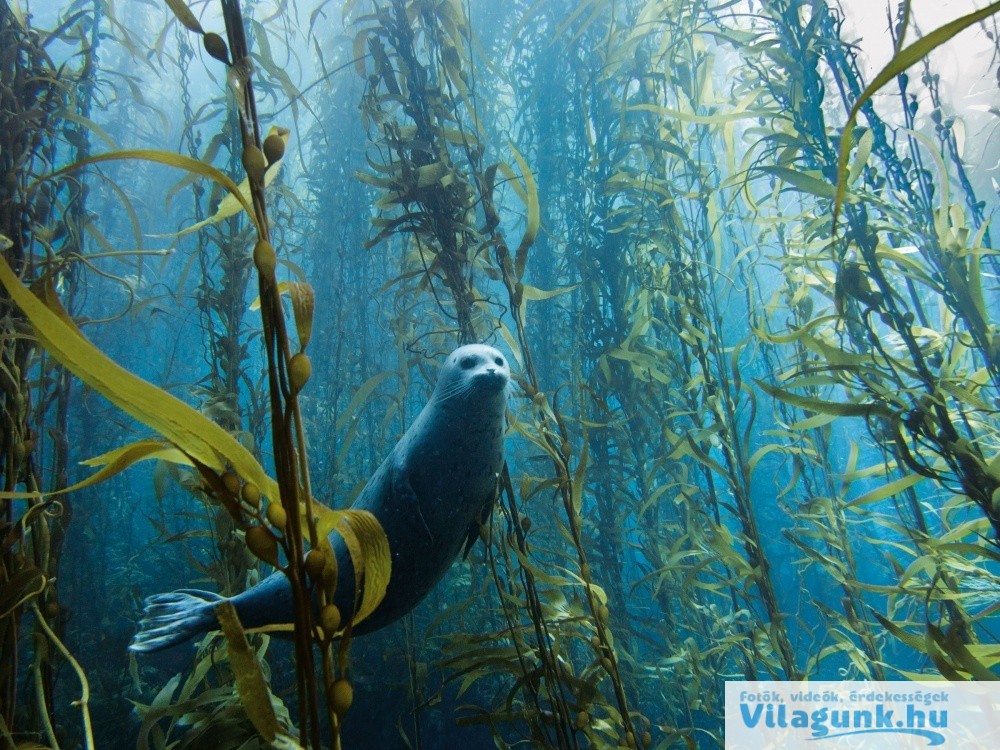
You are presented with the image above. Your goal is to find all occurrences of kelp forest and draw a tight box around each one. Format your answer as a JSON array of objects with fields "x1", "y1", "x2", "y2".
[{"x1": 2, "y1": 0, "x2": 1000, "y2": 747}]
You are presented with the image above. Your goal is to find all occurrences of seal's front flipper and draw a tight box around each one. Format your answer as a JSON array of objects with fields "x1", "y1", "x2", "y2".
[
  {"x1": 462, "y1": 500, "x2": 493, "y2": 559},
  {"x1": 392, "y1": 460, "x2": 433, "y2": 542},
  {"x1": 130, "y1": 589, "x2": 224, "y2": 653}
]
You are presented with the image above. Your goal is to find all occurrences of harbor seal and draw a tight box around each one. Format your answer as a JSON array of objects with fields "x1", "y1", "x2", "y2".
[{"x1": 130, "y1": 344, "x2": 510, "y2": 652}]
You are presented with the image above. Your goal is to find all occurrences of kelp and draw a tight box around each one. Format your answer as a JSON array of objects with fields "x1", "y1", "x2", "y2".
[
  {"x1": 354, "y1": 0, "x2": 490, "y2": 344},
  {"x1": 7, "y1": 0, "x2": 1000, "y2": 747},
  {"x1": 1, "y1": 0, "x2": 392, "y2": 747},
  {"x1": 465, "y1": 0, "x2": 998, "y2": 743},
  {"x1": 353, "y1": 1, "x2": 649, "y2": 747},
  {"x1": 0, "y1": 1, "x2": 93, "y2": 744},
  {"x1": 831, "y1": 0, "x2": 1000, "y2": 233},
  {"x1": 132, "y1": 629, "x2": 296, "y2": 750},
  {"x1": 540, "y1": 1, "x2": 812, "y2": 730},
  {"x1": 742, "y1": 0, "x2": 1000, "y2": 673}
]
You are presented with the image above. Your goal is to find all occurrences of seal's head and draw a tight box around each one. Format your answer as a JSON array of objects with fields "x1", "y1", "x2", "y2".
[{"x1": 433, "y1": 344, "x2": 511, "y2": 403}]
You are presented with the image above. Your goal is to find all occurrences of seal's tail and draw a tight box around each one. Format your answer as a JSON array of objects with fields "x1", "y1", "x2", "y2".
[{"x1": 130, "y1": 589, "x2": 225, "y2": 653}]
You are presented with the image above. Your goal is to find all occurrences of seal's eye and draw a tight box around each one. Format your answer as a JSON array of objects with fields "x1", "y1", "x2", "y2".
[
  {"x1": 494, "y1": 356, "x2": 504, "y2": 367},
  {"x1": 460, "y1": 356, "x2": 478, "y2": 370}
]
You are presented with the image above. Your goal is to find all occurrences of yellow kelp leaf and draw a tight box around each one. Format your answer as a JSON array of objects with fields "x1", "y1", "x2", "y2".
[
  {"x1": 250, "y1": 280, "x2": 291, "y2": 311},
  {"x1": 846, "y1": 473, "x2": 924, "y2": 509},
  {"x1": 963, "y1": 644, "x2": 1000, "y2": 669},
  {"x1": 923, "y1": 637, "x2": 964, "y2": 680},
  {"x1": 847, "y1": 128, "x2": 873, "y2": 186},
  {"x1": 0, "y1": 438, "x2": 189, "y2": 500},
  {"x1": 215, "y1": 602, "x2": 280, "y2": 742},
  {"x1": 520, "y1": 283, "x2": 578, "y2": 302},
  {"x1": 57, "y1": 109, "x2": 118, "y2": 150},
  {"x1": 166, "y1": 131, "x2": 229, "y2": 208},
  {"x1": 755, "y1": 166, "x2": 837, "y2": 199},
  {"x1": 498, "y1": 144, "x2": 539, "y2": 281},
  {"x1": 511, "y1": 145, "x2": 538, "y2": 280},
  {"x1": 753, "y1": 315, "x2": 837, "y2": 346},
  {"x1": 787, "y1": 411, "x2": 839, "y2": 431},
  {"x1": 927, "y1": 623, "x2": 1000, "y2": 681},
  {"x1": 0, "y1": 256, "x2": 279, "y2": 504},
  {"x1": 249, "y1": 280, "x2": 314, "y2": 348},
  {"x1": 415, "y1": 161, "x2": 452, "y2": 188},
  {"x1": 872, "y1": 612, "x2": 927, "y2": 655},
  {"x1": 161, "y1": 126, "x2": 289, "y2": 238},
  {"x1": 30, "y1": 149, "x2": 259, "y2": 236},
  {"x1": 334, "y1": 510, "x2": 391, "y2": 627},
  {"x1": 557, "y1": 565, "x2": 608, "y2": 606},
  {"x1": 165, "y1": 0, "x2": 204, "y2": 34},
  {"x1": 305, "y1": 504, "x2": 390, "y2": 628},
  {"x1": 755, "y1": 379, "x2": 896, "y2": 421}
]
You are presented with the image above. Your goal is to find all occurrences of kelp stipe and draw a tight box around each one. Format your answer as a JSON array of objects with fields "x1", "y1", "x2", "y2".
[
  {"x1": 142, "y1": 3, "x2": 381, "y2": 747},
  {"x1": 1, "y1": 1, "x2": 390, "y2": 748},
  {"x1": 353, "y1": 1, "x2": 649, "y2": 747},
  {"x1": 0, "y1": 2, "x2": 94, "y2": 745},
  {"x1": 5, "y1": 0, "x2": 1000, "y2": 746},
  {"x1": 748, "y1": 0, "x2": 1000, "y2": 682}
]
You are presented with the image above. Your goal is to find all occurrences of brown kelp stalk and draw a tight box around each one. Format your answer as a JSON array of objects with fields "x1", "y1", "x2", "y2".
[
  {"x1": 762, "y1": 0, "x2": 1000, "y2": 536},
  {"x1": 744, "y1": 0, "x2": 1000, "y2": 673},
  {"x1": 215, "y1": 1, "x2": 329, "y2": 745},
  {"x1": 0, "y1": 1, "x2": 88, "y2": 743},
  {"x1": 354, "y1": 0, "x2": 646, "y2": 743}
]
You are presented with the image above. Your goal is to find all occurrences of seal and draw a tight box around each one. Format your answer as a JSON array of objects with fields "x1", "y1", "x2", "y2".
[{"x1": 130, "y1": 344, "x2": 510, "y2": 652}]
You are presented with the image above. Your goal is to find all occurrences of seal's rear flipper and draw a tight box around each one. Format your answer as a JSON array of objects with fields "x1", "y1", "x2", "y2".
[{"x1": 130, "y1": 589, "x2": 225, "y2": 653}]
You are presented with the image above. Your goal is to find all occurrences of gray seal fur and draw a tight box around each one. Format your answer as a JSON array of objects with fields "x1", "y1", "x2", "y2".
[{"x1": 130, "y1": 344, "x2": 510, "y2": 652}]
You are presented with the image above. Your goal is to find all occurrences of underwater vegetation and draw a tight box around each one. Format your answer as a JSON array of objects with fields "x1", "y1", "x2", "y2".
[{"x1": 2, "y1": 0, "x2": 1000, "y2": 748}]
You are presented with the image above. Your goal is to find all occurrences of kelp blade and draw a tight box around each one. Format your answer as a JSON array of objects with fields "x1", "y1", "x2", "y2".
[
  {"x1": 215, "y1": 602, "x2": 281, "y2": 741},
  {"x1": 0, "y1": 255, "x2": 278, "y2": 503}
]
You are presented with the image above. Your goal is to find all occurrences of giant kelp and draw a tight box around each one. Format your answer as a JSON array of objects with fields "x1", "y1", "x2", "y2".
[
  {"x1": 396, "y1": 0, "x2": 1000, "y2": 744},
  {"x1": 352, "y1": 1, "x2": 646, "y2": 745},
  {"x1": 0, "y1": 0, "x2": 92, "y2": 743},
  {"x1": 1, "y1": 1, "x2": 391, "y2": 748},
  {"x1": 749, "y1": 0, "x2": 1000, "y2": 677}
]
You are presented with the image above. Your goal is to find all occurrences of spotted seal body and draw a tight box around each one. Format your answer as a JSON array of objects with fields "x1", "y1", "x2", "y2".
[{"x1": 130, "y1": 344, "x2": 509, "y2": 652}]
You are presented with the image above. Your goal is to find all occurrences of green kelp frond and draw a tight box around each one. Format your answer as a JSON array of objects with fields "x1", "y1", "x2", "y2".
[
  {"x1": 216, "y1": 602, "x2": 283, "y2": 742},
  {"x1": 30, "y1": 148, "x2": 262, "y2": 237},
  {"x1": 0, "y1": 255, "x2": 278, "y2": 503},
  {"x1": 133, "y1": 630, "x2": 296, "y2": 750}
]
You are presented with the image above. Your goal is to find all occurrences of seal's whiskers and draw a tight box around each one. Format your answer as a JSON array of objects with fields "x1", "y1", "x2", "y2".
[{"x1": 434, "y1": 379, "x2": 475, "y2": 403}]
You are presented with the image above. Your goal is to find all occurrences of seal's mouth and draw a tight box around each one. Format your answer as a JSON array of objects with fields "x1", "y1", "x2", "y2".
[{"x1": 474, "y1": 370, "x2": 509, "y2": 390}]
